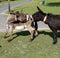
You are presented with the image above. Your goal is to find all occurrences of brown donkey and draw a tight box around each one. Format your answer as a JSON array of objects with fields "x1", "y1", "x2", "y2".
[{"x1": 4, "y1": 11, "x2": 35, "y2": 42}]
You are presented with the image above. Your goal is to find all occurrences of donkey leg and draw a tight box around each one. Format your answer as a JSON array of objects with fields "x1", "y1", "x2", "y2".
[
  {"x1": 34, "y1": 30, "x2": 38, "y2": 36},
  {"x1": 27, "y1": 27, "x2": 35, "y2": 41},
  {"x1": 34, "y1": 21, "x2": 38, "y2": 36},
  {"x1": 3, "y1": 25, "x2": 10, "y2": 38},
  {"x1": 3, "y1": 30, "x2": 8, "y2": 38},
  {"x1": 8, "y1": 30, "x2": 13, "y2": 42},
  {"x1": 8, "y1": 26, "x2": 13, "y2": 42},
  {"x1": 52, "y1": 30, "x2": 57, "y2": 44},
  {"x1": 30, "y1": 30, "x2": 35, "y2": 41},
  {"x1": 50, "y1": 27, "x2": 57, "y2": 44}
]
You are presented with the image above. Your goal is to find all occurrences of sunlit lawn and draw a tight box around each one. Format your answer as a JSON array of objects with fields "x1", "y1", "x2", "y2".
[
  {"x1": 0, "y1": 30, "x2": 60, "y2": 58},
  {"x1": 1, "y1": 0, "x2": 60, "y2": 58},
  {"x1": 12, "y1": 0, "x2": 60, "y2": 14}
]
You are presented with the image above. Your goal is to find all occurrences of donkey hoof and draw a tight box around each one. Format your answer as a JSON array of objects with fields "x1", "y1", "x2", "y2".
[
  {"x1": 53, "y1": 41, "x2": 57, "y2": 44},
  {"x1": 35, "y1": 32, "x2": 38, "y2": 36},
  {"x1": 29, "y1": 39, "x2": 34, "y2": 42}
]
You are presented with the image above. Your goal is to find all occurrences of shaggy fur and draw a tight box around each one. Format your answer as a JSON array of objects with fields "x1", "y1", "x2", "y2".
[{"x1": 4, "y1": 11, "x2": 35, "y2": 42}]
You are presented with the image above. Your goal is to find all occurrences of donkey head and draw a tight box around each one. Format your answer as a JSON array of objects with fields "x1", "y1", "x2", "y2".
[
  {"x1": 32, "y1": 6, "x2": 46, "y2": 21},
  {"x1": 18, "y1": 13, "x2": 27, "y2": 22}
]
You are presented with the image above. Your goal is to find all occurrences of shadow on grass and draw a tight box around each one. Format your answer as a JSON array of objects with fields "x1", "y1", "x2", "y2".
[
  {"x1": 0, "y1": 45, "x2": 2, "y2": 48},
  {"x1": 8, "y1": 30, "x2": 60, "y2": 42},
  {"x1": 8, "y1": 31, "x2": 38, "y2": 42},
  {"x1": 46, "y1": 2, "x2": 60, "y2": 7},
  {"x1": 8, "y1": 31, "x2": 30, "y2": 42},
  {"x1": 13, "y1": 31, "x2": 30, "y2": 39},
  {"x1": 38, "y1": 31, "x2": 60, "y2": 39},
  {"x1": 15, "y1": 31, "x2": 30, "y2": 36}
]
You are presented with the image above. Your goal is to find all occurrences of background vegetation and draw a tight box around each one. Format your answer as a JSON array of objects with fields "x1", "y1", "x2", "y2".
[{"x1": 13, "y1": 0, "x2": 60, "y2": 14}]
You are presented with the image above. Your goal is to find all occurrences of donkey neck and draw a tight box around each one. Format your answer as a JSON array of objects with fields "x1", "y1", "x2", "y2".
[{"x1": 41, "y1": 13, "x2": 46, "y2": 21}]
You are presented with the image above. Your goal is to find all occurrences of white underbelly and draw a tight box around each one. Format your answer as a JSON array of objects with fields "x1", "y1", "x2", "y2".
[
  {"x1": 6, "y1": 24, "x2": 28, "y2": 31},
  {"x1": 15, "y1": 26, "x2": 25, "y2": 30}
]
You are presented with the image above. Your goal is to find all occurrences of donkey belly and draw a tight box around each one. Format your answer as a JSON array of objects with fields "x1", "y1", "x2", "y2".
[{"x1": 15, "y1": 26, "x2": 25, "y2": 30}]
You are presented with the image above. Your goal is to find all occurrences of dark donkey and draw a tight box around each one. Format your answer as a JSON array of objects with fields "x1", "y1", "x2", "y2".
[{"x1": 32, "y1": 6, "x2": 60, "y2": 44}]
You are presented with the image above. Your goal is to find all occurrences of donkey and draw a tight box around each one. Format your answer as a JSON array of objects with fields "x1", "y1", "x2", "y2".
[
  {"x1": 32, "y1": 6, "x2": 60, "y2": 44},
  {"x1": 4, "y1": 11, "x2": 35, "y2": 42}
]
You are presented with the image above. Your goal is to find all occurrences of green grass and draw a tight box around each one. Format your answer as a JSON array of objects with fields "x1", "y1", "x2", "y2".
[
  {"x1": 2, "y1": 0, "x2": 60, "y2": 58},
  {"x1": 0, "y1": 30, "x2": 60, "y2": 58},
  {"x1": 12, "y1": 0, "x2": 60, "y2": 14}
]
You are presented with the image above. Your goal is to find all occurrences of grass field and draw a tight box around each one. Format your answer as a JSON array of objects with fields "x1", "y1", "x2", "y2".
[
  {"x1": 0, "y1": 0, "x2": 60, "y2": 58},
  {"x1": 0, "y1": 30, "x2": 60, "y2": 58},
  {"x1": 13, "y1": 0, "x2": 60, "y2": 14}
]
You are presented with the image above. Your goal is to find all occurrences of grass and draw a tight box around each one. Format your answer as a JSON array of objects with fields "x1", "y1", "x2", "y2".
[
  {"x1": 1, "y1": 0, "x2": 60, "y2": 58},
  {"x1": 0, "y1": 30, "x2": 60, "y2": 58},
  {"x1": 12, "y1": 0, "x2": 60, "y2": 14}
]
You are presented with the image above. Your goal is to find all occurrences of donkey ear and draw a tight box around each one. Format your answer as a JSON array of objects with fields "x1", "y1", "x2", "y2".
[{"x1": 37, "y1": 6, "x2": 41, "y2": 11}]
